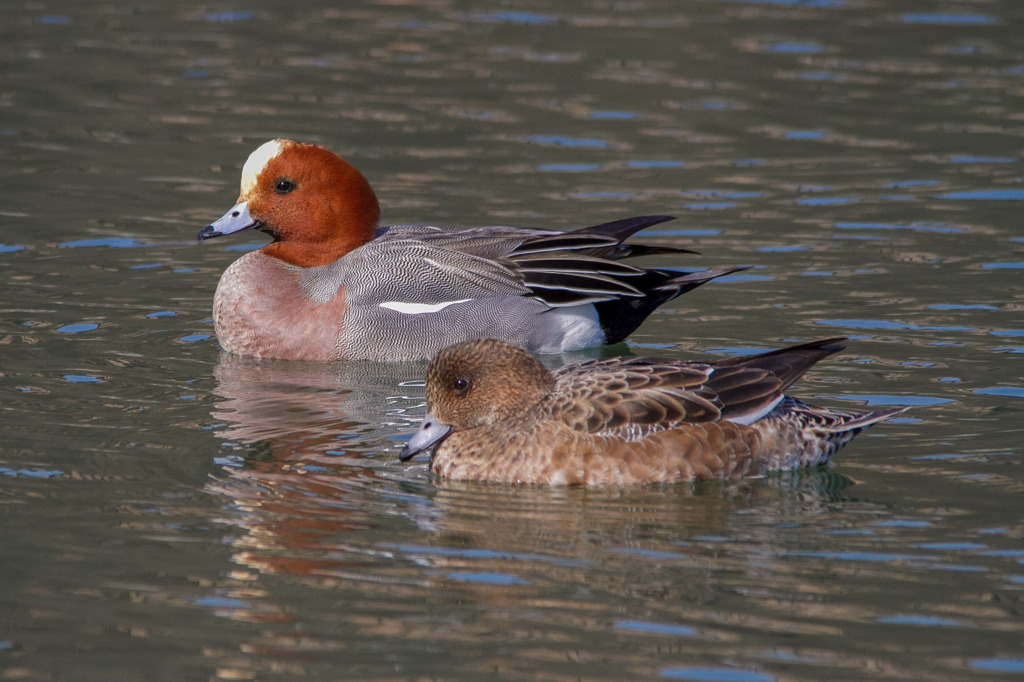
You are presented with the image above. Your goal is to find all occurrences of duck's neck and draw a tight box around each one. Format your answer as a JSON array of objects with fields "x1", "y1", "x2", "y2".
[{"x1": 262, "y1": 197, "x2": 381, "y2": 267}]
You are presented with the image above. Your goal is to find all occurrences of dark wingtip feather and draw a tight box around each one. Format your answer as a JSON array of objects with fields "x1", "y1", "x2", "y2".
[
  {"x1": 655, "y1": 265, "x2": 752, "y2": 291},
  {"x1": 706, "y1": 338, "x2": 853, "y2": 423},
  {"x1": 714, "y1": 337, "x2": 848, "y2": 370},
  {"x1": 573, "y1": 215, "x2": 677, "y2": 240},
  {"x1": 622, "y1": 244, "x2": 699, "y2": 257}
]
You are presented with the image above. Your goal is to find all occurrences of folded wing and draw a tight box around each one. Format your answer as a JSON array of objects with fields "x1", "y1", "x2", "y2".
[{"x1": 550, "y1": 338, "x2": 849, "y2": 439}]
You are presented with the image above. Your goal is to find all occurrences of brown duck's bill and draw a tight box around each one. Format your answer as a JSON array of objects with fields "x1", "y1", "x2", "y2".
[
  {"x1": 399, "y1": 413, "x2": 452, "y2": 462},
  {"x1": 197, "y1": 200, "x2": 260, "y2": 241}
]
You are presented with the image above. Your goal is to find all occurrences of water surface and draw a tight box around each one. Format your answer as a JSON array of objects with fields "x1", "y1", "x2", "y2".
[{"x1": 2, "y1": 1, "x2": 1023, "y2": 680}]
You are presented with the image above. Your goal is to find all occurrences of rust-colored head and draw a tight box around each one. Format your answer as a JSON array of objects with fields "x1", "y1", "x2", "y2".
[{"x1": 230, "y1": 139, "x2": 381, "y2": 266}]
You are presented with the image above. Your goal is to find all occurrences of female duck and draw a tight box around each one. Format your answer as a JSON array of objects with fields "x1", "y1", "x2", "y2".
[{"x1": 399, "y1": 338, "x2": 906, "y2": 486}]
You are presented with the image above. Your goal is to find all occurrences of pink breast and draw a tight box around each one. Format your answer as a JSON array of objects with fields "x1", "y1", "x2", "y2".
[{"x1": 213, "y1": 252, "x2": 348, "y2": 361}]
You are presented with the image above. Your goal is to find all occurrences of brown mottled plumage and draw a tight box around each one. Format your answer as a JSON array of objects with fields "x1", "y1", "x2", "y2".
[{"x1": 399, "y1": 338, "x2": 907, "y2": 486}]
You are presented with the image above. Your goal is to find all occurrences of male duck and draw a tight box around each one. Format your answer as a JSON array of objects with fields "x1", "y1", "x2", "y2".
[
  {"x1": 198, "y1": 139, "x2": 744, "y2": 361},
  {"x1": 399, "y1": 338, "x2": 906, "y2": 486}
]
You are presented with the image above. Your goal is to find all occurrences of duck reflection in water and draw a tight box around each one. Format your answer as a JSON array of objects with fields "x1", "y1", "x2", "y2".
[{"x1": 209, "y1": 352, "x2": 425, "y2": 463}]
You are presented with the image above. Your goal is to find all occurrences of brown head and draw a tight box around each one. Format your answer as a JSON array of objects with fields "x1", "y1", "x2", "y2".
[
  {"x1": 426, "y1": 338, "x2": 556, "y2": 431},
  {"x1": 400, "y1": 338, "x2": 555, "y2": 462},
  {"x1": 203, "y1": 139, "x2": 381, "y2": 267}
]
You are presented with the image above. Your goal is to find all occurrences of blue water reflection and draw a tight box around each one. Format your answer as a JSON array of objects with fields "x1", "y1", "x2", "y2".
[
  {"x1": 900, "y1": 14, "x2": 996, "y2": 25},
  {"x1": 3, "y1": 0, "x2": 1024, "y2": 679}
]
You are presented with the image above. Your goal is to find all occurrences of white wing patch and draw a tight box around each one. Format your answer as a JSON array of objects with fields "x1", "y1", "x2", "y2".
[
  {"x1": 725, "y1": 395, "x2": 784, "y2": 426},
  {"x1": 379, "y1": 299, "x2": 472, "y2": 315}
]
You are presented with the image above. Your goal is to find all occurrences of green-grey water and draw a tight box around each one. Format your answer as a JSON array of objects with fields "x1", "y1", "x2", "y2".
[{"x1": 2, "y1": 1, "x2": 1023, "y2": 680}]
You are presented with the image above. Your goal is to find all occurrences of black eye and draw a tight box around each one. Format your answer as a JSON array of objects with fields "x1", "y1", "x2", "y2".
[
  {"x1": 274, "y1": 177, "x2": 296, "y2": 194},
  {"x1": 453, "y1": 378, "x2": 469, "y2": 394}
]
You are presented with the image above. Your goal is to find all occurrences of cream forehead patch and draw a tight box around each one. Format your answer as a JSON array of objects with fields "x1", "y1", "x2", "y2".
[{"x1": 239, "y1": 139, "x2": 286, "y2": 197}]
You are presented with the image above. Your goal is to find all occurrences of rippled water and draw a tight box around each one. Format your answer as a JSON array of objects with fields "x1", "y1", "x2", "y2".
[{"x1": 2, "y1": 1, "x2": 1023, "y2": 680}]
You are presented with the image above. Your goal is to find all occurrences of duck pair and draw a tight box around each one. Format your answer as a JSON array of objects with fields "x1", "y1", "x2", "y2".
[{"x1": 200, "y1": 139, "x2": 905, "y2": 486}]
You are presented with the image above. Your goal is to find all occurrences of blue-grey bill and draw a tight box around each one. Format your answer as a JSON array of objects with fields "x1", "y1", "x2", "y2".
[
  {"x1": 198, "y1": 200, "x2": 258, "y2": 241},
  {"x1": 399, "y1": 413, "x2": 452, "y2": 462}
]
